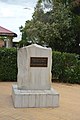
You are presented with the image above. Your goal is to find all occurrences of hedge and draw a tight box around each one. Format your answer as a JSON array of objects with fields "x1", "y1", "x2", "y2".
[
  {"x1": 0, "y1": 48, "x2": 17, "y2": 81},
  {"x1": 0, "y1": 48, "x2": 80, "y2": 84},
  {"x1": 52, "y1": 51, "x2": 80, "y2": 84}
]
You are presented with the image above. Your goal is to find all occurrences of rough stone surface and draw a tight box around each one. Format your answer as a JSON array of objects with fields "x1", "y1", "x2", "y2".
[
  {"x1": 17, "y1": 44, "x2": 52, "y2": 90},
  {"x1": 12, "y1": 85, "x2": 59, "y2": 108},
  {"x1": 12, "y1": 44, "x2": 59, "y2": 108}
]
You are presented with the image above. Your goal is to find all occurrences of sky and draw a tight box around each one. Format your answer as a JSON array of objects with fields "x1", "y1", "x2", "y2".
[{"x1": 0, "y1": 0, "x2": 37, "y2": 41}]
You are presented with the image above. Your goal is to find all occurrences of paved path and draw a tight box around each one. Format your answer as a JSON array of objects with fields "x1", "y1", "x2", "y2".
[{"x1": 0, "y1": 82, "x2": 80, "y2": 120}]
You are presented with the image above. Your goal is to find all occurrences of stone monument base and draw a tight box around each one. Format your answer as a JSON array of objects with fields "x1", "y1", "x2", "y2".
[{"x1": 12, "y1": 85, "x2": 59, "y2": 108}]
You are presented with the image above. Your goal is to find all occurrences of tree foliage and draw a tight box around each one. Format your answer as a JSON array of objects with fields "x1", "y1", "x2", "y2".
[{"x1": 20, "y1": 0, "x2": 80, "y2": 54}]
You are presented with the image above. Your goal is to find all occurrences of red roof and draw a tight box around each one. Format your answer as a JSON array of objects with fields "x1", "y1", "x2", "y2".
[{"x1": 0, "y1": 26, "x2": 17, "y2": 37}]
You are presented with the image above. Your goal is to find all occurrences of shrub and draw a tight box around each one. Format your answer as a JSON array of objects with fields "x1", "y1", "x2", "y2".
[
  {"x1": 0, "y1": 48, "x2": 17, "y2": 81},
  {"x1": 64, "y1": 60, "x2": 80, "y2": 84},
  {"x1": 0, "y1": 47, "x2": 80, "y2": 84},
  {"x1": 52, "y1": 51, "x2": 64, "y2": 80},
  {"x1": 52, "y1": 51, "x2": 80, "y2": 84}
]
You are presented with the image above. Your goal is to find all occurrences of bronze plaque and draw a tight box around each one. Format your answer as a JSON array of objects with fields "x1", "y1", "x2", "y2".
[{"x1": 30, "y1": 57, "x2": 48, "y2": 67}]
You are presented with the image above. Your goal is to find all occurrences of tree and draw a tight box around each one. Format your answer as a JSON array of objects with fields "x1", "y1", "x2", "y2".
[{"x1": 20, "y1": 0, "x2": 80, "y2": 54}]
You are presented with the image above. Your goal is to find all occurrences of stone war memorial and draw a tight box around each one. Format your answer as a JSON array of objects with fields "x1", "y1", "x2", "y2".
[{"x1": 12, "y1": 44, "x2": 59, "y2": 108}]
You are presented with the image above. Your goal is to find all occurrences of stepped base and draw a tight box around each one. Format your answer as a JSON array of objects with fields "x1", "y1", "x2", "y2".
[{"x1": 12, "y1": 85, "x2": 59, "y2": 108}]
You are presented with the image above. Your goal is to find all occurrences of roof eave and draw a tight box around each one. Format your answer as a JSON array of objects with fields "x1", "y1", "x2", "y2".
[{"x1": 0, "y1": 33, "x2": 17, "y2": 37}]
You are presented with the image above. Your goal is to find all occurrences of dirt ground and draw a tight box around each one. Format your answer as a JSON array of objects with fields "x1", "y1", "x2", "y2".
[{"x1": 0, "y1": 82, "x2": 80, "y2": 120}]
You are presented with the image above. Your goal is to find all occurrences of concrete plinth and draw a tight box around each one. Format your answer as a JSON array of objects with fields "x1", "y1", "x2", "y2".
[{"x1": 12, "y1": 85, "x2": 59, "y2": 108}]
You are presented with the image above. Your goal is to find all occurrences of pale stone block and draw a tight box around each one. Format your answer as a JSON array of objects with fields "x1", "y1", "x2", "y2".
[
  {"x1": 15, "y1": 95, "x2": 22, "y2": 108},
  {"x1": 22, "y1": 95, "x2": 29, "y2": 107},
  {"x1": 12, "y1": 85, "x2": 59, "y2": 108},
  {"x1": 46, "y1": 95, "x2": 53, "y2": 107},
  {"x1": 39, "y1": 94, "x2": 47, "y2": 107},
  {"x1": 28, "y1": 94, "x2": 35, "y2": 107},
  {"x1": 17, "y1": 44, "x2": 52, "y2": 90},
  {"x1": 35, "y1": 94, "x2": 40, "y2": 107},
  {"x1": 52, "y1": 95, "x2": 59, "y2": 107},
  {"x1": 12, "y1": 44, "x2": 59, "y2": 108}
]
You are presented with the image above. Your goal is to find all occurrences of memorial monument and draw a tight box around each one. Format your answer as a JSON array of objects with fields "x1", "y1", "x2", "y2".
[{"x1": 12, "y1": 44, "x2": 59, "y2": 107}]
